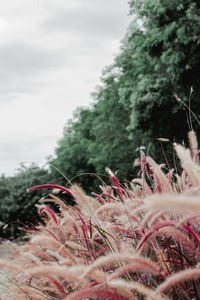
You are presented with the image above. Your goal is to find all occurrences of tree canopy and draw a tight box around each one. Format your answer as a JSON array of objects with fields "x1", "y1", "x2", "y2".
[
  {"x1": 127, "y1": 0, "x2": 200, "y2": 151},
  {"x1": 51, "y1": 0, "x2": 200, "y2": 183},
  {"x1": 0, "y1": 165, "x2": 50, "y2": 238}
]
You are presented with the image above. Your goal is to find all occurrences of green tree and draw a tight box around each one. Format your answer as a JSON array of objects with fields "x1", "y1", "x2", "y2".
[
  {"x1": 88, "y1": 65, "x2": 134, "y2": 181},
  {"x1": 49, "y1": 108, "x2": 97, "y2": 191},
  {"x1": 50, "y1": 0, "x2": 200, "y2": 189},
  {"x1": 0, "y1": 164, "x2": 50, "y2": 238},
  {"x1": 125, "y1": 0, "x2": 200, "y2": 158},
  {"x1": 50, "y1": 69, "x2": 136, "y2": 189}
]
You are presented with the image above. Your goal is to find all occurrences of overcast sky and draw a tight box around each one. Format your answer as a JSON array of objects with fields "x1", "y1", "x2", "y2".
[{"x1": 0, "y1": 0, "x2": 131, "y2": 176}]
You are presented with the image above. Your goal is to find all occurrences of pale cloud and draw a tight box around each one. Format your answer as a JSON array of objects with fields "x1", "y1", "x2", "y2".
[
  {"x1": 43, "y1": 0, "x2": 129, "y2": 39},
  {"x1": 0, "y1": 0, "x2": 131, "y2": 176},
  {"x1": 0, "y1": 41, "x2": 63, "y2": 99}
]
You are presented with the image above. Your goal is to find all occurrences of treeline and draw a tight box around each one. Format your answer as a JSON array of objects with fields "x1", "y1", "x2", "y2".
[{"x1": 1, "y1": 0, "x2": 200, "y2": 237}]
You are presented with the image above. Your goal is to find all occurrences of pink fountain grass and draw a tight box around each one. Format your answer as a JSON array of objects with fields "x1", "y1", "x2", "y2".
[
  {"x1": 38, "y1": 204, "x2": 58, "y2": 224},
  {"x1": 65, "y1": 287, "x2": 129, "y2": 300},
  {"x1": 1, "y1": 131, "x2": 200, "y2": 299},
  {"x1": 28, "y1": 184, "x2": 77, "y2": 200}
]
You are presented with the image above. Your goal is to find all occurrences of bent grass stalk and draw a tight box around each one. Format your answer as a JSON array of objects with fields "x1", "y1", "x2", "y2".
[{"x1": 1, "y1": 134, "x2": 200, "y2": 299}]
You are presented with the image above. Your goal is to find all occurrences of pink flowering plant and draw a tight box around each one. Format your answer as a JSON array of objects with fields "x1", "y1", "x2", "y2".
[{"x1": 0, "y1": 131, "x2": 200, "y2": 299}]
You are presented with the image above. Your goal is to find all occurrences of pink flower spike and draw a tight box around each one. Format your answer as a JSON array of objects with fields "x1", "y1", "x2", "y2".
[
  {"x1": 77, "y1": 213, "x2": 90, "y2": 234},
  {"x1": 90, "y1": 281, "x2": 101, "y2": 287},
  {"x1": 137, "y1": 220, "x2": 176, "y2": 251},
  {"x1": 106, "y1": 168, "x2": 124, "y2": 202},
  {"x1": 66, "y1": 287, "x2": 129, "y2": 300},
  {"x1": 138, "y1": 157, "x2": 152, "y2": 178},
  {"x1": 153, "y1": 173, "x2": 162, "y2": 193},
  {"x1": 113, "y1": 186, "x2": 128, "y2": 198},
  {"x1": 101, "y1": 193, "x2": 116, "y2": 201},
  {"x1": 106, "y1": 168, "x2": 120, "y2": 187},
  {"x1": 181, "y1": 224, "x2": 200, "y2": 246},
  {"x1": 21, "y1": 226, "x2": 38, "y2": 232},
  {"x1": 141, "y1": 157, "x2": 146, "y2": 172},
  {"x1": 28, "y1": 184, "x2": 77, "y2": 199},
  {"x1": 39, "y1": 205, "x2": 58, "y2": 224},
  {"x1": 44, "y1": 274, "x2": 66, "y2": 297},
  {"x1": 92, "y1": 193, "x2": 106, "y2": 204}
]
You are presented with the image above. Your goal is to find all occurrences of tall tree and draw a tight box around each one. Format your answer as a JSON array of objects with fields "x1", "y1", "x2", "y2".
[
  {"x1": 125, "y1": 0, "x2": 200, "y2": 158},
  {"x1": 88, "y1": 65, "x2": 134, "y2": 181},
  {"x1": 50, "y1": 0, "x2": 200, "y2": 188}
]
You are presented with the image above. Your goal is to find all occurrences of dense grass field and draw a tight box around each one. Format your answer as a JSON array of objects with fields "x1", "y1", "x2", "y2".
[{"x1": 0, "y1": 131, "x2": 200, "y2": 299}]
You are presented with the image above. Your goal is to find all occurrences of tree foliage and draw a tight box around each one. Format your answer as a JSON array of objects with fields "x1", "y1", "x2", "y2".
[
  {"x1": 52, "y1": 0, "x2": 200, "y2": 183},
  {"x1": 49, "y1": 108, "x2": 98, "y2": 191},
  {"x1": 88, "y1": 66, "x2": 134, "y2": 180},
  {"x1": 0, "y1": 165, "x2": 50, "y2": 238},
  {"x1": 127, "y1": 0, "x2": 200, "y2": 149},
  {"x1": 50, "y1": 67, "x2": 136, "y2": 188}
]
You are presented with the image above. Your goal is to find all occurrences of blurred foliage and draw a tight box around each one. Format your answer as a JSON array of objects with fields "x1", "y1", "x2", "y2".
[{"x1": 0, "y1": 165, "x2": 50, "y2": 238}]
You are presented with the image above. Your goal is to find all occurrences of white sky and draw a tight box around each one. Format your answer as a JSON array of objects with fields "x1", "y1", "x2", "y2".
[{"x1": 0, "y1": 0, "x2": 131, "y2": 176}]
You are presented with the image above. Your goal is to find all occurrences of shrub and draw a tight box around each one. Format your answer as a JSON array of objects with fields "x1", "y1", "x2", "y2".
[{"x1": 0, "y1": 131, "x2": 200, "y2": 299}]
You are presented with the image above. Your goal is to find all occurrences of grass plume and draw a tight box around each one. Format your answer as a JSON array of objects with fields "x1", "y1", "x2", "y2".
[{"x1": 1, "y1": 132, "x2": 200, "y2": 299}]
